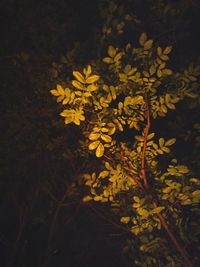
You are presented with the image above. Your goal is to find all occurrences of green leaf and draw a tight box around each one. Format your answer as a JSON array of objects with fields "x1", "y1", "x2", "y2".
[{"x1": 96, "y1": 143, "x2": 105, "y2": 157}]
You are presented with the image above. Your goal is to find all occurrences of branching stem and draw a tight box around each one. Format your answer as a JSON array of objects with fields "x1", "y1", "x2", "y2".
[{"x1": 140, "y1": 92, "x2": 194, "y2": 267}]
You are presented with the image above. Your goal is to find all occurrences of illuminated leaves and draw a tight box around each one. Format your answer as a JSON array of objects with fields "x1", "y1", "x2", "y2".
[
  {"x1": 50, "y1": 25, "x2": 200, "y2": 267},
  {"x1": 60, "y1": 108, "x2": 85, "y2": 125}
]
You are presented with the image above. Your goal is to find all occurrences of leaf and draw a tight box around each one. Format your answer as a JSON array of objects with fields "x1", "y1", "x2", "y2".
[
  {"x1": 139, "y1": 32, "x2": 147, "y2": 46},
  {"x1": 163, "y1": 46, "x2": 172, "y2": 54},
  {"x1": 120, "y1": 217, "x2": 130, "y2": 224},
  {"x1": 178, "y1": 165, "x2": 189, "y2": 174},
  {"x1": 157, "y1": 69, "x2": 162, "y2": 78},
  {"x1": 99, "y1": 170, "x2": 109, "y2": 178},
  {"x1": 137, "y1": 208, "x2": 149, "y2": 217},
  {"x1": 57, "y1": 85, "x2": 65, "y2": 95},
  {"x1": 147, "y1": 133, "x2": 155, "y2": 140},
  {"x1": 165, "y1": 138, "x2": 176, "y2": 146},
  {"x1": 50, "y1": 89, "x2": 59, "y2": 96},
  {"x1": 85, "y1": 65, "x2": 92, "y2": 78},
  {"x1": 114, "y1": 52, "x2": 123, "y2": 62},
  {"x1": 152, "y1": 206, "x2": 165, "y2": 214},
  {"x1": 157, "y1": 47, "x2": 162, "y2": 56},
  {"x1": 73, "y1": 71, "x2": 85, "y2": 83},
  {"x1": 159, "y1": 138, "x2": 165, "y2": 147},
  {"x1": 87, "y1": 84, "x2": 98, "y2": 92},
  {"x1": 72, "y1": 80, "x2": 85, "y2": 90},
  {"x1": 144, "y1": 39, "x2": 153, "y2": 50},
  {"x1": 89, "y1": 133, "x2": 101, "y2": 141},
  {"x1": 89, "y1": 140, "x2": 100, "y2": 150},
  {"x1": 133, "y1": 196, "x2": 140, "y2": 202},
  {"x1": 96, "y1": 143, "x2": 105, "y2": 157},
  {"x1": 108, "y1": 46, "x2": 116, "y2": 57},
  {"x1": 162, "y1": 69, "x2": 173, "y2": 75},
  {"x1": 101, "y1": 134, "x2": 112, "y2": 143},
  {"x1": 82, "y1": 196, "x2": 92, "y2": 202},
  {"x1": 150, "y1": 65, "x2": 156, "y2": 75},
  {"x1": 86, "y1": 75, "x2": 100, "y2": 84},
  {"x1": 103, "y1": 57, "x2": 113, "y2": 64},
  {"x1": 162, "y1": 147, "x2": 170, "y2": 153}
]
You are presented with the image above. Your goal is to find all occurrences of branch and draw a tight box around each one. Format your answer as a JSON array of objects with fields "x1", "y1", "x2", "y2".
[
  {"x1": 139, "y1": 92, "x2": 194, "y2": 267},
  {"x1": 141, "y1": 93, "x2": 150, "y2": 189}
]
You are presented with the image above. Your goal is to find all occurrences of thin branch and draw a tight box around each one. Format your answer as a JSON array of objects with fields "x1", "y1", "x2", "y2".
[
  {"x1": 139, "y1": 91, "x2": 194, "y2": 267},
  {"x1": 141, "y1": 93, "x2": 150, "y2": 189}
]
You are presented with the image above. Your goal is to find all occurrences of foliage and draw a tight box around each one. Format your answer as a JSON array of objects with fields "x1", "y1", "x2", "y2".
[{"x1": 51, "y1": 3, "x2": 200, "y2": 265}]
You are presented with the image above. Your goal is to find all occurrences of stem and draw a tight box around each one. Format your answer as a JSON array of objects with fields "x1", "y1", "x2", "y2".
[
  {"x1": 141, "y1": 93, "x2": 150, "y2": 190},
  {"x1": 152, "y1": 202, "x2": 194, "y2": 267},
  {"x1": 140, "y1": 92, "x2": 194, "y2": 267}
]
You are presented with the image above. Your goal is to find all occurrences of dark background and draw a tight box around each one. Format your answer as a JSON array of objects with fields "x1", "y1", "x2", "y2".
[{"x1": 0, "y1": 0, "x2": 200, "y2": 266}]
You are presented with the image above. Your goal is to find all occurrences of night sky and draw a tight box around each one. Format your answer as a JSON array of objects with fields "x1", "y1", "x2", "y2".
[{"x1": 0, "y1": 0, "x2": 200, "y2": 267}]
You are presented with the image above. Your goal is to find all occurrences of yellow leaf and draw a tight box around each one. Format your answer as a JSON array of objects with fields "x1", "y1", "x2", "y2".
[
  {"x1": 114, "y1": 52, "x2": 123, "y2": 62},
  {"x1": 162, "y1": 147, "x2": 170, "y2": 153},
  {"x1": 82, "y1": 196, "x2": 92, "y2": 202},
  {"x1": 101, "y1": 134, "x2": 112, "y2": 143},
  {"x1": 160, "y1": 55, "x2": 169, "y2": 61},
  {"x1": 62, "y1": 98, "x2": 69, "y2": 104},
  {"x1": 144, "y1": 39, "x2": 153, "y2": 50},
  {"x1": 157, "y1": 47, "x2": 162, "y2": 56},
  {"x1": 152, "y1": 207, "x2": 165, "y2": 214},
  {"x1": 73, "y1": 117, "x2": 81, "y2": 125},
  {"x1": 120, "y1": 217, "x2": 130, "y2": 224},
  {"x1": 96, "y1": 143, "x2": 105, "y2": 157},
  {"x1": 85, "y1": 65, "x2": 92, "y2": 78},
  {"x1": 108, "y1": 45, "x2": 116, "y2": 57},
  {"x1": 87, "y1": 84, "x2": 98, "y2": 92},
  {"x1": 73, "y1": 71, "x2": 85, "y2": 83},
  {"x1": 159, "y1": 138, "x2": 165, "y2": 147},
  {"x1": 157, "y1": 69, "x2": 162, "y2": 78},
  {"x1": 89, "y1": 133, "x2": 101, "y2": 141},
  {"x1": 162, "y1": 69, "x2": 173, "y2": 75},
  {"x1": 72, "y1": 80, "x2": 85, "y2": 90},
  {"x1": 86, "y1": 75, "x2": 100, "y2": 84},
  {"x1": 163, "y1": 46, "x2": 172, "y2": 54},
  {"x1": 57, "y1": 85, "x2": 65, "y2": 95},
  {"x1": 147, "y1": 133, "x2": 155, "y2": 140},
  {"x1": 165, "y1": 138, "x2": 176, "y2": 146},
  {"x1": 89, "y1": 140, "x2": 100, "y2": 150},
  {"x1": 103, "y1": 57, "x2": 113, "y2": 64},
  {"x1": 150, "y1": 65, "x2": 156, "y2": 75},
  {"x1": 139, "y1": 32, "x2": 147, "y2": 46},
  {"x1": 50, "y1": 89, "x2": 59, "y2": 96}
]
